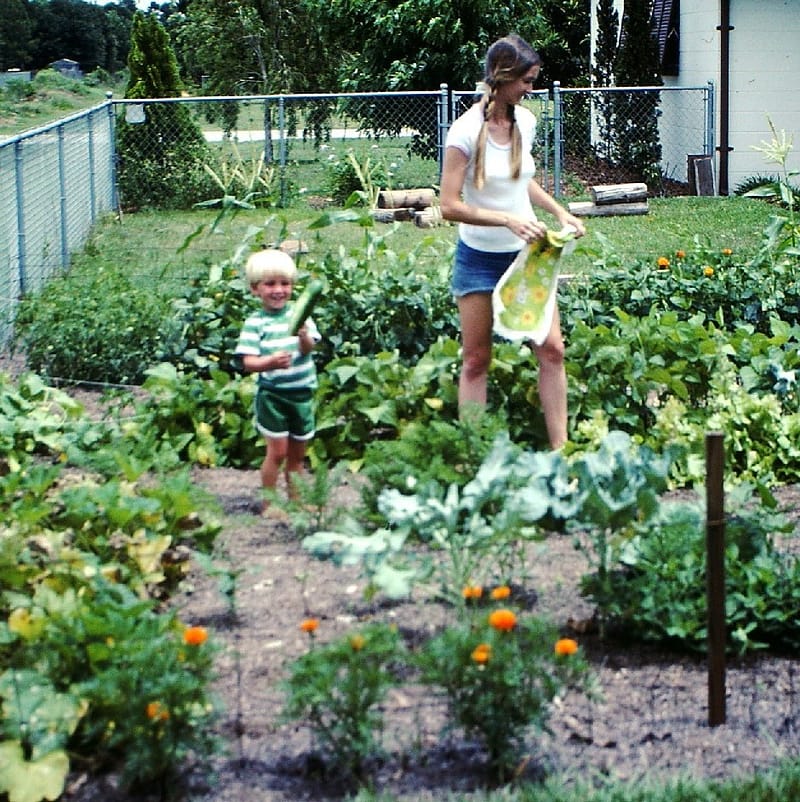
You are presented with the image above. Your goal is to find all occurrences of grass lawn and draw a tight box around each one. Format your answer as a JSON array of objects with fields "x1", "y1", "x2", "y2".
[{"x1": 79, "y1": 195, "x2": 779, "y2": 296}]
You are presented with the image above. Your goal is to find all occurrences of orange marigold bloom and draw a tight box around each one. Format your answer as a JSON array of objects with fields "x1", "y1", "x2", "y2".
[
  {"x1": 183, "y1": 625, "x2": 208, "y2": 646},
  {"x1": 722, "y1": 248, "x2": 733, "y2": 256},
  {"x1": 675, "y1": 250, "x2": 686, "y2": 259},
  {"x1": 349, "y1": 634, "x2": 366, "y2": 651},
  {"x1": 146, "y1": 701, "x2": 169, "y2": 720},
  {"x1": 462, "y1": 585, "x2": 483, "y2": 600},
  {"x1": 554, "y1": 638, "x2": 579, "y2": 656},
  {"x1": 657, "y1": 256, "x2": 670, "y2": 268},
  {"x1": 300, "y1": 618, "x2": 319, "y2": 634},
  {"x1": 488, "y1": 609, "x2": 517, "y2": 632},
  {"x1": 703, "y1": 266, "x2": 714, "y2": 277},
  {"x1": 490, "y1": 585, "x2": 511, "y2": 600},
  {"x1": 471, "y1": 643, "x2": 492, "y2": 664}
]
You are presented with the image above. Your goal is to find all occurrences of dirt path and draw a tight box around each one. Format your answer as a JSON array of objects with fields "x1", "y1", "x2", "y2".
[{"x1": 68, "y1": 467, "x2": 800, "y2": 801}]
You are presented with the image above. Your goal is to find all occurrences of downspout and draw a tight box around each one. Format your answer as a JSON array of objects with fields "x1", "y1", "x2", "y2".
[{"x1": 717, "y1": 0, "x2": 733, "y2": 195}]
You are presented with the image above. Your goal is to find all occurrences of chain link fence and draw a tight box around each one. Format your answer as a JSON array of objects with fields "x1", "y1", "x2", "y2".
[
  {"x1": 1, "y1": 84, "x2": 713, "y2": 349},
  {"x1": 0, "y1": 102, "x2": 115, "y2": 343}
]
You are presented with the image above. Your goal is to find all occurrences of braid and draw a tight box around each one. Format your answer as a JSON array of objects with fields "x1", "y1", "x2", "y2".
[
  {"x1": 473, "y1": 88, "x2": 492, "y2": 190},
  {"x1": 509, "y1": 105, "x2": 522, "y2": 180}
]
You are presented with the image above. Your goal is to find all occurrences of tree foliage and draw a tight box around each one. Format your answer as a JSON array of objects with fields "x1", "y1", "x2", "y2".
[
  {"x1": 0, "y1": 0, "x2": 33, "y2": 71},
  {"x1": 116, "y1": 12, "x2": 213, "y2": 209},
  {"x1": 612, "y1": 0, "x2": 663, "y2": 183}
]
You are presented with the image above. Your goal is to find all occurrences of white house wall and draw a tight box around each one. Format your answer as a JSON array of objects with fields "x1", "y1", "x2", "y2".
[{"x1": 594, "y1": 0, "x2": 799, "y2": 194}]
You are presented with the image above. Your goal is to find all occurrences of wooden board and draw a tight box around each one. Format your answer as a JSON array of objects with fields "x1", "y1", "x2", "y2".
[{"x1": 568, "y1": 200, "x2": 649, "y2": 217}]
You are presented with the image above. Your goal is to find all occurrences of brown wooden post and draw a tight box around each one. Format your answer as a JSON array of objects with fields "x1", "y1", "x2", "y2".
[{"x1": 706, "y1": 431, "x2": 726, "y2": 726}]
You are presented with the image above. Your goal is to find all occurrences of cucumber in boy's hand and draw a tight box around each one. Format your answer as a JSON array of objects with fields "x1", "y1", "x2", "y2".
[{"x1": 288, "y1": 279, "x2": 324, "y2": 335}]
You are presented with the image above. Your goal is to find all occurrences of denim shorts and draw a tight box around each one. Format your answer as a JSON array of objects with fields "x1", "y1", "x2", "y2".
[{"x1": 451, "y1": 239, "x2": 520, "y2": 298}]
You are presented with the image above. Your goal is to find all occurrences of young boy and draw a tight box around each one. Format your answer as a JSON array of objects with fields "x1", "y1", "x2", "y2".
[{"x1": 235, "y1": 248, "x2": 320, "y2": 514}]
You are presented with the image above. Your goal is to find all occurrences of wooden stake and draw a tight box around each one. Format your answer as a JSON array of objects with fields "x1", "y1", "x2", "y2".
[{"x1": 706, "y1": 431, "x2": 726, "y2": 726}]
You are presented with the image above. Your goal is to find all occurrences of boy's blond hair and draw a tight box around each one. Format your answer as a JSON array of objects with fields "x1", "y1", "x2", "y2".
[{"x1": 245, "y1": 248, "x2": 297, "y2": 284}]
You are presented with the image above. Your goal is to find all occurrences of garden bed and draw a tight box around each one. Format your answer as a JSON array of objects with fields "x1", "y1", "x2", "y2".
[{"x1": 66, "y1": 464, "x2": 800, "y2": 802}]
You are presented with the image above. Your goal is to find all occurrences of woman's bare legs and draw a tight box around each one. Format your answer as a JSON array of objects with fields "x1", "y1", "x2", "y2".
[
  {"x1": 457, "y1": 291, "x2": 494, "y2": 411},
  {"x1": 533, "y1": 307, "x2": 568, "y2": 449}
]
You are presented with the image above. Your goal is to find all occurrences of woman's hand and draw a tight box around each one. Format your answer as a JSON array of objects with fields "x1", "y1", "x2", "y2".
[{"x1": 505, "y1": 215, "x2": 548, "y2": 243}]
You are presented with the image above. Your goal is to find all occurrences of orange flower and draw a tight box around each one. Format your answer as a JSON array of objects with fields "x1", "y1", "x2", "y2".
[
  {"x1": 722, "y1": 248, "x2": 733, "y2": 256},
  {"x1": 462, "y1": 585, "x2": 483, "y2": 600},
  {"x1": 488, "y1": 609, "x2": 517, "y2": 632},
  {"x1": 554, "y1": 638, "x2": 579, "y2": 656},
  {"x1": 675, "y1": 249, "x2": 686, "y2": 259},
  {"x1": 703, "y1": 265, "x2": 714, "y2": 277},
  {"x1": 490, "y1": 585, "x2": 511, "y2": 600},
  {"x1": 183, "y1": 625, "x2": 208, "y2": 646},
  {"x1": 656, "y1": 256, "x2": 670, "y2": 268},
  {"x1": 300, "y1": 618, "x2": 319, "y2": 634},
  {"x1": 146, "y1": 701, "x2": 169, "y2": 720},
  {"x1": 349, "y1": 634, "x2": 365, "y2": 651},
  {"x1": 471, "y1": 643, "x2": 492, "y2": 664}
]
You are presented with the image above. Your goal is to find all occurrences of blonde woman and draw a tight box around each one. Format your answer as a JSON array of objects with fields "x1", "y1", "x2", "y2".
[{"x1": 440, "y1": 34, "x2": 585, "y2": 448}]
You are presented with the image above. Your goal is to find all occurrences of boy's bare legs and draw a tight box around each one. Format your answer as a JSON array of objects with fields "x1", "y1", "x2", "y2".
[
  {"x1": 260, "y1": 435, "x2": 288, "y2": 513},
  {"x1": 285, "y1": 438, "x2": 308, "y2": 500}
]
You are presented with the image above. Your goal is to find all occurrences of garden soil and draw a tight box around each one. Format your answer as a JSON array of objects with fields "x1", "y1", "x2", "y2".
[{"x1": 62, "y1": 448, "x2": 800, "y2": 802}]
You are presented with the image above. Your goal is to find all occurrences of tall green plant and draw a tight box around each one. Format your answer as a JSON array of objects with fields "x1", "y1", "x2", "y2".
[{"x1": 116, "y1": 12, "x2": 213, "y2": 209}]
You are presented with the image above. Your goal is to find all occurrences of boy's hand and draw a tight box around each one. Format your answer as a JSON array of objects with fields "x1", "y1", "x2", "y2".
[{"x1": 271, "y1": 351, "x2": 293, "y2": 369}]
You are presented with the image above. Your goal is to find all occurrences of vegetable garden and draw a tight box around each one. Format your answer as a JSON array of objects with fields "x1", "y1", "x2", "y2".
[{"x1": 2, "y1": 127, "x2": 800, "y2": 801}]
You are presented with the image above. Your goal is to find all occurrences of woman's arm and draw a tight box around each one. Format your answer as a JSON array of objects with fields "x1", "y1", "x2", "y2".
[{"x1": 528, "y1": 179, "x2": 586, "y2": 236}]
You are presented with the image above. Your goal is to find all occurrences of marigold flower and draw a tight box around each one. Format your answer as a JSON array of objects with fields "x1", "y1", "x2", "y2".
[
  {"x1": 703, "y1": 265, "x2": 714, "y2": 277},
  {"x1": 657, "y1": 256, "x2": 670, "y2": 268},
  {"x1": 300, "y1": 618, "x2": 319, "y2": 634},
  {"x1": 183, "y1": 625, "x2": 208, "y2": 646},
  {"x1": 488, "y1": 609, "x2": 517, "y2": 632},
  {"x1": 675, "y1": 249, "x2": 686, "y2": 259},
  {"x1": 146, "y1": 701, "x2": 169, "y2": 720},
  {"x1": 554, "y1": 638, "x2": 579, "y2": 656},
  {"x1": 490, "y1": 585, "x2": 511, "y2": 600},
  {"x1": 722, "y1": 248, "x2": 733, "y2": 256},
  {"x1": 349, "y1": 634, "x2": 365, "y2": 651},
  {"x1": 471, "y1": 643, "x2": 492, "y2": 664},
  {"x1": 462, "y1": 585, "x2": 483, "y2": 600}
]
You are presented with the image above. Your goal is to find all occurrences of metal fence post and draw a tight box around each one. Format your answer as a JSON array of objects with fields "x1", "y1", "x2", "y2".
[
  {"x1": 438, "y1": 83, "x2": 449, "y2": 179},
  {"x1": 107, "y1": 94, "x2": 119, "y2": 213},
  {"x1": 278, "y1": 95, "x2": 287, "y2": 207},
  {"x1": 705, "y1": 80, "x2": 716, "y2": 164},
  {"x1": 552, "y1": 81, "x2": 563, "y2": 199},
  {"x1": 14, "y1": 141, "x2": 26, "y2": 296},
  {"x1": 57, "y1": 125, "x2": 69, "y2": 268}
]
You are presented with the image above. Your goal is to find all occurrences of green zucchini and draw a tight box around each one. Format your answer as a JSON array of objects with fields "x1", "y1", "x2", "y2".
[{"x1": 288, "y1": 279, "x2": 324, "y2": 334}]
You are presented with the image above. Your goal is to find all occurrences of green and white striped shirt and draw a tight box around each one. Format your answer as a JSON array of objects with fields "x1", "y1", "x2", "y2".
[{"x1": 235, "y1": 306, "x2": 320, "y2": 390}]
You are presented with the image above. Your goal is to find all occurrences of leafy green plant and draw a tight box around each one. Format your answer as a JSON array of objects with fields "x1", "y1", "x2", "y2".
[
  {"x1": 417, "y1": 608, "x2": 594, "y2": 779},
  {"x1": 281, "y1": 621, "x2": 405, "y2": 779},
  {"x1": 11, "y1": 264, "x2": 174, "y2": 385},
  {"x1": 2, "y1": 580, "x2": 219, "y2": 789},
  {"x1": 325, "y1": 149, "x2": 390, "y2": 206},
  {"x1": 580, "y1": 483, "x2": 800, "y2": 654}
]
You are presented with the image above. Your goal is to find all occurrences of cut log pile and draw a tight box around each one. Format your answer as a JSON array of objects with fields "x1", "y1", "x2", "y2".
[
  {"x1": 568, "y1": 182, "x2": 649, "y2": 217},
  {"x1": 372, "y1": 188, "x2": 444, "y2": 228}
]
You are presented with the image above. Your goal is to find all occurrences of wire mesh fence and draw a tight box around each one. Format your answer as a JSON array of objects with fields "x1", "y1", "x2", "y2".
[
  {"x1": 0, "y1": 103, "x2": 115, "y2": 343},
  {"x1": 1, "y1": 84, "x2": 713, "y2": 352}
]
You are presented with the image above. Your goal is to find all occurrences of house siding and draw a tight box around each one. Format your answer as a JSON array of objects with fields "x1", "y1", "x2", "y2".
[{"x1": 595, "y1": 0, "x2": 799, "y2": 194}]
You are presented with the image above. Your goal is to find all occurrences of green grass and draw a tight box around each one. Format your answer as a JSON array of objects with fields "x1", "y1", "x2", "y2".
[
  {"x1": 0, "y1": 69, "x2": 122, "y2": 138},
  {"x1": 77, "y1": 195, "x2": 780, "y2": 296}
]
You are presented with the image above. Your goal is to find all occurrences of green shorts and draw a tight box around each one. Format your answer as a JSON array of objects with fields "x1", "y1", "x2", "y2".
[{"x1": 254, "y1": 386, "x2": 316, "y2": 441}]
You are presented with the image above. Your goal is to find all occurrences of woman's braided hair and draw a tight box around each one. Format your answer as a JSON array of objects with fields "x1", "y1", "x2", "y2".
[{"x1": 473, "y1": 34, "x2": 541, "y2": 190}]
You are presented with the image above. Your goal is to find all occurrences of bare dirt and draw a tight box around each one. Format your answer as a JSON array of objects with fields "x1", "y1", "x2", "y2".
[{"x1": 65, "y1": 456, "x2": 800, "y2": 802}]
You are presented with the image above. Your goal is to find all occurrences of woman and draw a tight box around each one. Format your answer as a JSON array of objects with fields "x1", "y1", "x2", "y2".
[{"x1": 439, "y1": 34, "x2": 585, "y2": 449}]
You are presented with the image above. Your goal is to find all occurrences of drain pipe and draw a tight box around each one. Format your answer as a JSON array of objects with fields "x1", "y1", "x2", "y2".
[{"x1": 717, "y1": 0, "x2": 733, "y2": 194}]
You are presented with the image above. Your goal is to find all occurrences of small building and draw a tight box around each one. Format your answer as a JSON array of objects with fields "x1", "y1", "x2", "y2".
[
  {"x1": 50, "y1": 59, "x2": 83, "y2": 79},
  {"x1": 0, "y1": 69, "x2": 33, "y2": 88}
]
